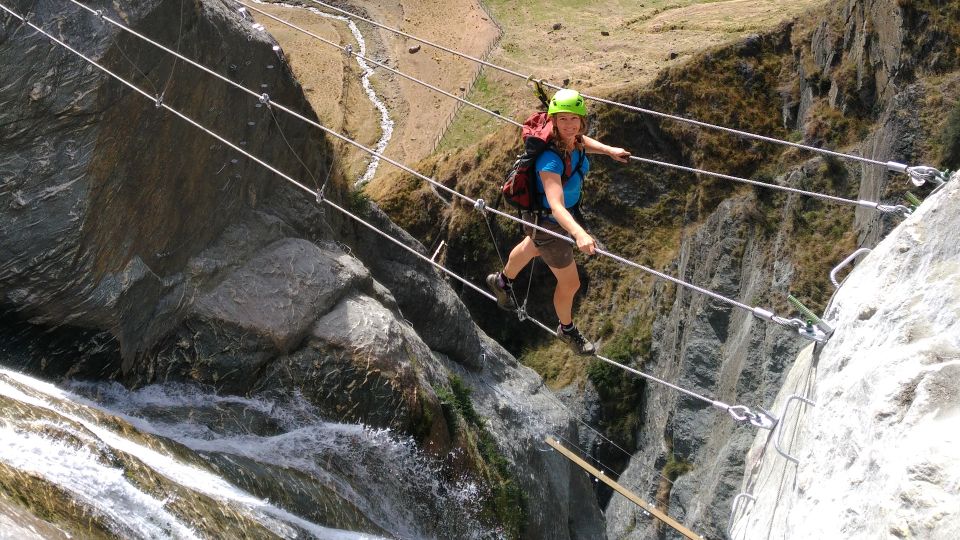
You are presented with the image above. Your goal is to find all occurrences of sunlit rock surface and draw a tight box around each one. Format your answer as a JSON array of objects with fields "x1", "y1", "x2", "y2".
[{"x1": 731, "y1": 174, "x2": 960, "y2": 539}]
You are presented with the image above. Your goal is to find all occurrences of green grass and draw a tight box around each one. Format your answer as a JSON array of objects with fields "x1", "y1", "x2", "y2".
[
  {"x1": 437, "y1": 73, "x2": 514, "y2": 153},
  {"x1": 435, "y1": 376, "x2": 528, "y2": 538},
  {"x1": 663, "y1": 452, "x2": 693, "y2": 480},
  {"x1": 941, "y1": 98, "x2": 960, "y2": 169}
]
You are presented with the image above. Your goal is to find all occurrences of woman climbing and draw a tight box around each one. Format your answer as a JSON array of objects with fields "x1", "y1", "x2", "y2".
[{"x1": 486, "y1": 89, "x2": 631, "y2": 355}]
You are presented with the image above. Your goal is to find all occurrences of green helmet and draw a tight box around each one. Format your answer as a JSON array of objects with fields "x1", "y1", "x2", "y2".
[{"x1": 548, "y1": 89, "x2": 587, "y2": 117}]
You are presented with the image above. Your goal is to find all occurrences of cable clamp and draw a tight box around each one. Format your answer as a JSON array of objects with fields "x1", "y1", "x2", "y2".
[
  {"x1": 473, "y1": 198, "x2": 486, "y2": 213},
  {"x1": 154, "y1": 93, "x2": 163, "y2": 108},
  {"x1": 343, "y1": 44, "x2": 353, "y2": 57},
  {"x1": 259, "y1": 93, "x2": 270, "y2": 106},
  {"x1": 876, "y1": 203, "x2": 912, "y2": 217},
  {"x1": 95, "y1": 9, "x2": 104, "y2": 20},
  {"x1": 906, "y1": 165, "x2": 947, "y2": 187},
  {"x1": 751, "y1": 307, "x2": 774, "y2": 322},
  {"x1": 516, "y1": 303, "x2": 528, "y2": 322},
  {"x1": 315, "y1": 186, "x2": 325, "y2": 204}
]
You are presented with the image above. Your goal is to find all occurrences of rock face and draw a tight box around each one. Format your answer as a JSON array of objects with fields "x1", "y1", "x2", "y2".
[
  {"x1": 604, "y1": 1, "x2": 957, "y2": 538},
  {"x1": 0, "y1": 0, "x2": 604, "y2": 537},
  {"x1": 605, "y1": 168, "x2": 824, "y2": 540},
  {"x1": 731, "y1": 174, "x2": 960, "y2": 540}
]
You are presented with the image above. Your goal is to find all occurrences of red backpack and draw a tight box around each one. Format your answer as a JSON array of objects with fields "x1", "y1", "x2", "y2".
[{"x1": 500, "y1": 112, "x2": 584, "y2": 212}]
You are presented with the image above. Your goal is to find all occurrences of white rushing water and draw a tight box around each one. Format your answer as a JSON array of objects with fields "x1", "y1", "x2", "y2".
[
  {"x1": 254, "y1": 1, "x2": 394, "y2": 187},
  {"x1": 0, "y1": 370, "x2": 383, "y2": 539},
  {"x1": 0, "y1": 368, "x2": 497, "y2": 539}
]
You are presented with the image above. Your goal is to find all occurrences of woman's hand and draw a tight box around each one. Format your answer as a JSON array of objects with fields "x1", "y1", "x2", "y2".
[
  {"x1": 573, "y1": 230, "x2": 596, "y2": 255},
  {"x1": 608, "y1": 147, "x2": 631, "y2": 162}
]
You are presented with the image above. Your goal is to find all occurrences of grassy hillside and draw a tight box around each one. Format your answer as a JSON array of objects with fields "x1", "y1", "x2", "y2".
[{"x1": 370, "y1": 0, "x2": 960, "y2": 456}]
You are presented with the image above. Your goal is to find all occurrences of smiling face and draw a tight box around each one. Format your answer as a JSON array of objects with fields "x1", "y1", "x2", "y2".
[{"x1": 553, "y1": 112, "x2": 584, "y2": 143}]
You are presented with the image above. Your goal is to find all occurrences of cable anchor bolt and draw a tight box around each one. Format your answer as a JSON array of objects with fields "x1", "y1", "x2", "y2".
[
  {"x1": 876, "y1": 203, "x2": 912, "y2": 217},
  {"x1": 727, "y1": 405, "x2": 777, "y2": 430},
  {"x1": 773, "y1": 316, "x2": 829, "y2": 343},
  {"x1": 905, "y1": 165, "x2": 947, "y2": 187},
  {"x1": 473, "y1": 198, "x2": 486, "y2": 213}
]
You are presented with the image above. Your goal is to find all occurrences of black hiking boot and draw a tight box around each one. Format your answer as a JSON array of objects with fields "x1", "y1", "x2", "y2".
[
  {"x1": 557, "y1": 324, "x2": 596, "y2": 356},
  {"x1": 486, "y1": 273, "x2": 517, "y2": 311}
]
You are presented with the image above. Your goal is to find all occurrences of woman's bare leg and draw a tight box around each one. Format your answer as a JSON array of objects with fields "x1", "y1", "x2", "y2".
[
  {"x1": 503, "y1": 237, "x2": 539, "y2": 280},
  {"x1": 547, "y1": 261, "x2": 580, "y2": 325}
]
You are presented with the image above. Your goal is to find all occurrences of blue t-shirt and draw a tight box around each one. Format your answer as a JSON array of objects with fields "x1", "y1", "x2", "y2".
[{"x1": 535, "y1": 149, "x2": 589, "y2": 210}]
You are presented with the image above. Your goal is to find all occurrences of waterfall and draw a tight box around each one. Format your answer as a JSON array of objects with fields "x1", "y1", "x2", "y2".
[{"x1": 0, "y1": 368, "x2": 499, "y2": 539}]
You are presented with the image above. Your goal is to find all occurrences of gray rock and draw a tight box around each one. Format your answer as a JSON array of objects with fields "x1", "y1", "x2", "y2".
[{"x1": 0, "y1": 1, "x2": 608, "y2": 537}]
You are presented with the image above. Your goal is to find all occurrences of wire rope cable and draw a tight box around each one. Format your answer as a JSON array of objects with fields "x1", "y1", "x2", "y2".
[
  {"x1": 268, "y1": 104, "x2": 321, "y2": 190},
  {"x1": 74, "y1": 0, "x2": 914, "y2": 219},
  {"x1": 1, "y1": 1, "x2": 778, "y2": 432},
  {"x1": 237, "y1": 1, "x2": 522, "y2": 128},
  {"x1": 236, "y1": 1, "x2": 918, "y2": 213},
  {"x1": 302, "y1": 0, "x2": 946, "y2": 182},
  {"x1": 63, "y1": 0, "x2": 806, "y2": 331},
  {"x1": 158, "y1": 0, "x2": 185, "y2": 100},
  {"x1": 260, "y1": 97, "x2": 677, "y2": 490}
]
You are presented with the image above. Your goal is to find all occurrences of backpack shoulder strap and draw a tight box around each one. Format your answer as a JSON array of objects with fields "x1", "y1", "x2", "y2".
[{"x1": 546, "y1": 146, "x2": 586, "y2": 185}]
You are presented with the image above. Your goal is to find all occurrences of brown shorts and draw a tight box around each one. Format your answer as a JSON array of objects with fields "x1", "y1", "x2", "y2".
[{"x1": 522, "y1": 212, "x2": 574, "y2": 269}]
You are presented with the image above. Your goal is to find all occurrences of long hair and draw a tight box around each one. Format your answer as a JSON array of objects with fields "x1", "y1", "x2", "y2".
[{"x1": 550, "y1": 114, "x2": 587, "y2": 158}]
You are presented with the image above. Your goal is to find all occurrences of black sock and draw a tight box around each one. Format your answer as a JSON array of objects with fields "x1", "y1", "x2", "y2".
[
  {"x1": 498, "y1": 272, "x2": 513, "y2": 289},
  {"x1": 560, "y1": 322, "x2": 575, "y2": 332}
]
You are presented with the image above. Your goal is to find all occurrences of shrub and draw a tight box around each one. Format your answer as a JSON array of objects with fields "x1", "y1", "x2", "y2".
[{"x1": 941, "y1": 99, "x2": 960, "y2": 169}]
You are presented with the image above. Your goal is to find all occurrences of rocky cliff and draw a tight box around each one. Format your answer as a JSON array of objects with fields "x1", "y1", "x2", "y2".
[
  {"x1": 730, "y1": 172, "x2": 960, "y2": 539},
  {"x1": 599, "y1": 0, "x2": 959, "y2": 538},
  {"x1": 359, "y1": 0, "x2": 957, "y2": 537},
  {"x1": 0, "y1": 0, "x2": 604, "y2": 537}
]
